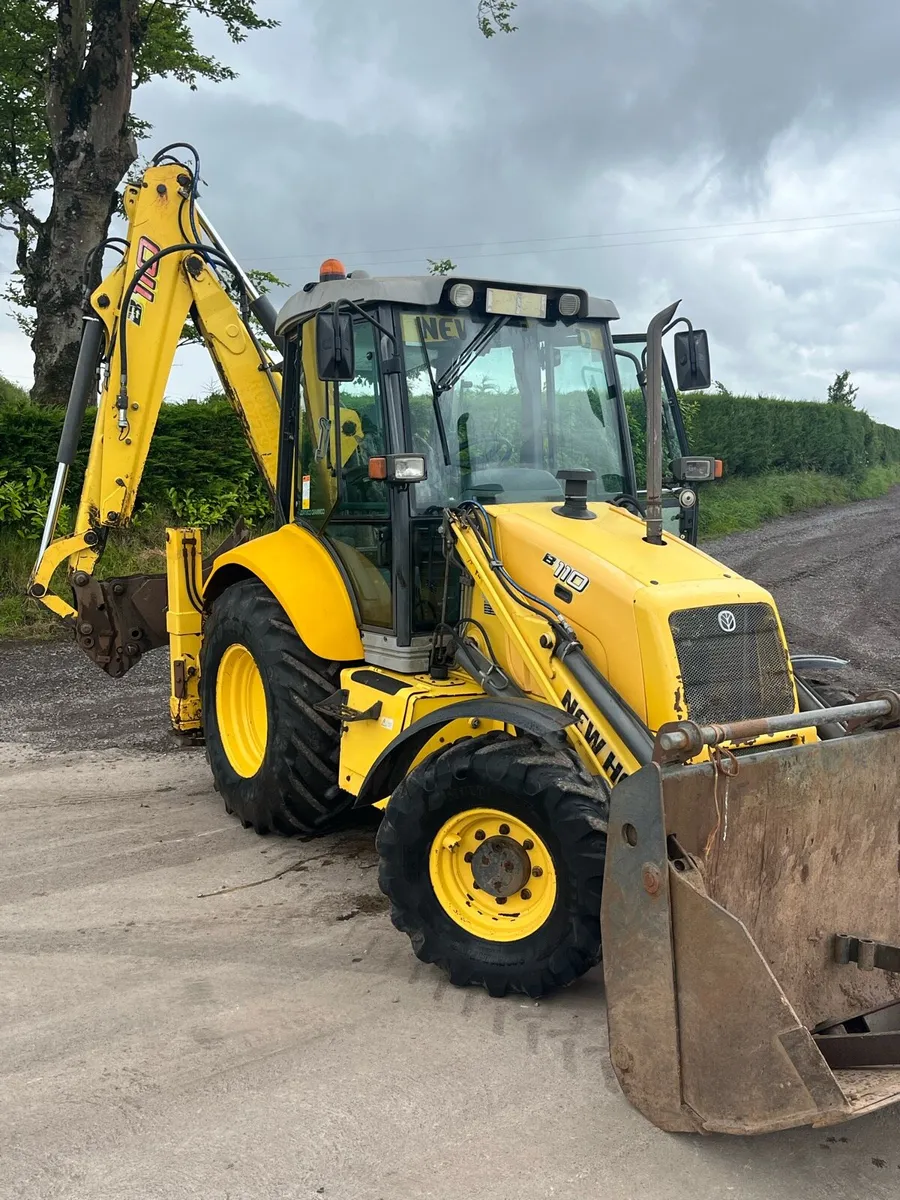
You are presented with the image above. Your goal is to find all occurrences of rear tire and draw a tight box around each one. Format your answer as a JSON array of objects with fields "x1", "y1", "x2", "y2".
[
  {"x1": 377, "y1": 731, "x2": 608, "y2": 998},
  {"x1": 201, "y1": 577, "x2": 352, "y2": 835}
]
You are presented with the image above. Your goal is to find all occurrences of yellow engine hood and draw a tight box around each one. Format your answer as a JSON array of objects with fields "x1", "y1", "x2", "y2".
[{"x1": 487, "y1": 501, "x2": 788, "y2": 729}]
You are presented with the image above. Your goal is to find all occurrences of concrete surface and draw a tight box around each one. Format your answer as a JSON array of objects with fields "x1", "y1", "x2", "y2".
[{"x1": 3, "y1": 491, "x2": 900, "y2": 1199}]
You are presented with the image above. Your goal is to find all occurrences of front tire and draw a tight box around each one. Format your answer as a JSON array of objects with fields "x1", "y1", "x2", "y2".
[
  {"x1": 201, "y1": 578, "x2": 352, "y2": 835},
  {"x1": 376, "y1": 731, "x2": 608, "y2": 998}
]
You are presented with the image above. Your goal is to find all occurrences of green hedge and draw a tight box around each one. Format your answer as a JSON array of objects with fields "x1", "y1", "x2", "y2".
[
  {"x1": 2, "y1": 389, "x2": 899, "y2": 527},
  {"x1": 625, "y1": 390, "x2": 900, "y2": 482},
  {"x1": 682, "y1": 392, "x2": 900, "y2": 477},
  {"x1": 0, "y1": 397, "x2": 258, "y2": 506}
]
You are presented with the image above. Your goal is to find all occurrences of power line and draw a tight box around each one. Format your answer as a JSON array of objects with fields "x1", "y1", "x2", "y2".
[
  {"x1": 244, "y1": 205, "x2": 900, "y2": 267},
  {"x1": 263, "y1": 214, "x2": 900, "y2": 275}
]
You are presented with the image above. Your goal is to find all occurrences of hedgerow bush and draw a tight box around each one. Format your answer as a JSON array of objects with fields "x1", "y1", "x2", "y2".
[{"x1": 2, "y1": 386, "x2": 899, "y2": 537}]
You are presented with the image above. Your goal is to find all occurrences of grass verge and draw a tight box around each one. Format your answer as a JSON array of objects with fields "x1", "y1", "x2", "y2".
[
  {"x1": 0, "y1": 516, "x2": 232, "y2": 639},
  {"x1": 698, "y1": 464, "x2": 900, "y2": 540},
  {"x1": 3, "y1": 465, "x2": 900, "y2": 636}
]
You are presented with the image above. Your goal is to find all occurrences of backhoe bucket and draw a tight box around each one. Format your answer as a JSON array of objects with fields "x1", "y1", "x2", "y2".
[{"x1": 601, "y1": 728, "x2": 900, "y2": 1135}]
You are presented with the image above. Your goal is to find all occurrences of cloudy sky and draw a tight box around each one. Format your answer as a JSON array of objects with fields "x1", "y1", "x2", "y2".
[{"x1": 3, "y1": 0, "x2": 900, "y2": 421}]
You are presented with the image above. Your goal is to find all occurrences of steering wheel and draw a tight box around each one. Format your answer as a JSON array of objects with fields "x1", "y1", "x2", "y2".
[
  {"x1": 341, "y1": 463, "x2": 380, "y2": 502},
  {"x1": 480, "y1": 437, "x2": 514, "y2": 464}
]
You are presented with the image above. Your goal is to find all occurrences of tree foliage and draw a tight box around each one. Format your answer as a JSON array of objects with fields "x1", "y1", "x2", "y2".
[
  {"x1": 0, "y1": 1, "x2": 276, "y2": 256},
  {"x1": 0, "y1": 1, "x2": 277, "y2": 397},
  {"x1": 0, "y1": 2, "x2": 514, "y2": 402},
  {"x1": 478, "y1": 0, "x2": 518, "y2": 37},
  {"x1": 427, "y1": 257, "x2": 458, "y2": 275},
  {"x1": 827, "y1": 369, "x2": 859, "y2": 408}
]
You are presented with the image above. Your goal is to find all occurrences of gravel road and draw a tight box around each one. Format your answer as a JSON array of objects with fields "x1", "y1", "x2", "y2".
[{"x1": 2, "y1": 490, "x2": 900, "y2": 1200}]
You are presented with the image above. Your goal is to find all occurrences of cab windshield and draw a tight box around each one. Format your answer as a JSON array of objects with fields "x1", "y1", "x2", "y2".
[{"x1": 402, "y1": 311, "x2": 628, "y2": 511}]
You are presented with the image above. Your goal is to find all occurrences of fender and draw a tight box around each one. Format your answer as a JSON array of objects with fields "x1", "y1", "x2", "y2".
[
  {"x1": 354, "y1": 697, "x2": 577, "y2": 807},
  {"x1": 204, "y1": 523, "x2": 364, "y2": 663}
]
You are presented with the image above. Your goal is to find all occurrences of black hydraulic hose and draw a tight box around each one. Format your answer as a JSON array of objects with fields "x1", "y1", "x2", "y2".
[
  {"x1": 459, "y1": 501, "x2": 566, "y2": 626},
  {"x1": 82, "y1": 237, "x2": 129, "y2": 293},
  {"x1": 116, "y1": 241, "x2": 248, "y2": 400},
  {"x1": 249, "y1": 293, "x2": 280, "y2": 343},
  {"x1": 456, "y1": 499, "x2": 654, "y2": 765}
]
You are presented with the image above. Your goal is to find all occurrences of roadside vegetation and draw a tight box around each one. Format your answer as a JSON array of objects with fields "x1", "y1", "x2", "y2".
[{"x1": 2, "y1": 377, "x2": 900, "y2": 637}]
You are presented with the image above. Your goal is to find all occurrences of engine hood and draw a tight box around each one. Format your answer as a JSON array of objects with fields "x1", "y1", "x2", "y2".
[{"x1": 486, "y1": 501, "x2": 784, "y2": 727}]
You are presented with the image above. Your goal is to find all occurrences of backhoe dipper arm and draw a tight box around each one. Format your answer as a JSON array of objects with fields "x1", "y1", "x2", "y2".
[{"x1": 28, "y1": 160, "x2": 282, "y2": 675}]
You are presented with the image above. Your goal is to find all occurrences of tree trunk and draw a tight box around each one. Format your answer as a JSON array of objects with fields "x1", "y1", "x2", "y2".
[
  {"x1": 29, "y1": 0, "x2": 139, "y2": 406},
  {"x1": 28, "y1": 175, "x2": 122, "y2": 405}
]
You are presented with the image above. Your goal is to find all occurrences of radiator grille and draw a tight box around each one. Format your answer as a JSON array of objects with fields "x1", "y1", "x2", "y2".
[{"x1": 669, "y1": 603, "x2": 794, "y2": 725}]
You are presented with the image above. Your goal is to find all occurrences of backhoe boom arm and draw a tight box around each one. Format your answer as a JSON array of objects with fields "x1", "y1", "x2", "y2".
[{"x1": 29, "y1": 159, "x2": 282, "y2": 676}]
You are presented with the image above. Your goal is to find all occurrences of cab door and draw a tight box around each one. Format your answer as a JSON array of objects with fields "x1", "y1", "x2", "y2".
[{"x1": 613, "y1": 334, "x2": 697, "y2": 543}]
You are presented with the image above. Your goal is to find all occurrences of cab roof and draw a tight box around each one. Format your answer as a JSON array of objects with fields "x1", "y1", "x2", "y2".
[{"x1": 275, "y1": 273, "x2": 620, "y2": 336}]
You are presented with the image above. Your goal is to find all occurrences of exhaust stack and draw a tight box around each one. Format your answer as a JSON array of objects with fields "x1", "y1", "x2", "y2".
[{"x1": 643, "y1": 300, "x2": 680, "y2": 545}]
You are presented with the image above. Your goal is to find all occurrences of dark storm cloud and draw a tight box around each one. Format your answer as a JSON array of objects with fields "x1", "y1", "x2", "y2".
[
  {"x1": 142, "y1": 0, "x2": 900, "y2": 263},
  {"x1": 7, "y1": 0, "x2": 900, "y2": 414}
]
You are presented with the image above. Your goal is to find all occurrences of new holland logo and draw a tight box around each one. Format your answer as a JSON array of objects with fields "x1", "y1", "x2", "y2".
[{"x1": 717, "y1": 609, "x2": 737, "y2": 633}]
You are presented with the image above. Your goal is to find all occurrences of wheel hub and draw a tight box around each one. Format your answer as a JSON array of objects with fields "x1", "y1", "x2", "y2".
[
  {"x1": 428, "y1": 807, "x2": 558, "y2": 942},
  {"x1": 470, "y1": 835, "x2": 531, "y2": 897}
]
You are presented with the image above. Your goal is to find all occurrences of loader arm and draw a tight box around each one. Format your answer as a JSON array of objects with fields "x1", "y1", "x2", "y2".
[
  {"x1": 29, "y1": 159, "x2": 283, "y2": 675},
  {"x1": 449, "y1": 504, "x2": 652, "y2": 787}
]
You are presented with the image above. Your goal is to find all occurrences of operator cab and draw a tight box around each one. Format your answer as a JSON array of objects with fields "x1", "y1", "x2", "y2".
[{"x1": 274, "y1": 265, "x2": 706, "y2": 671}]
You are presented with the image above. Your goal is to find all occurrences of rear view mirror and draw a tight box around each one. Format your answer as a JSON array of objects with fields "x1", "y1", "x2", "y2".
[
  {"x1": 316, "y1": 308, "x2": 355, "y2": 382},
  {"x1": 673, "y1": 329, "x2": 711, "y2": 392}
]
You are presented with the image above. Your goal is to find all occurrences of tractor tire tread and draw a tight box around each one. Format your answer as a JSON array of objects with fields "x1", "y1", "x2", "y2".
[
  {"x1": 377, "y1": 731, "x2": 608, "y2": 998},
  {"x1": 201, "y1": 577, "x2": 352, "y2": 836}
]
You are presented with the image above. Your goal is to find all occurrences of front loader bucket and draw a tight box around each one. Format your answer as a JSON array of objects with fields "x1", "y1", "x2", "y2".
[{"x1": 601, "y1": 728, "x2": 900, "y2": 1135}]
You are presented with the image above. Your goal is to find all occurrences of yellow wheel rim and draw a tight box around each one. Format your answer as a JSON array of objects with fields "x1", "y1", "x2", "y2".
[
  {"x1": 216, "y1": 642, "x2": 268, "y2": 778},
  {"x1": 429, "y1": 807, "x2": 557, "y2": 942}
]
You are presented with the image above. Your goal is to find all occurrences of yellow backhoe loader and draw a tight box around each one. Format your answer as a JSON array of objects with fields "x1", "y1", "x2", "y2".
[{"x1": 29, "y1": 146, "x2": 900, "y2": 1135}]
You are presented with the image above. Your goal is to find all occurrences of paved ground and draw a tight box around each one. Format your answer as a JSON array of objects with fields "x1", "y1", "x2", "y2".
[{"x1": 3, "y1": 491, "x2": 900, "y2": 1199}]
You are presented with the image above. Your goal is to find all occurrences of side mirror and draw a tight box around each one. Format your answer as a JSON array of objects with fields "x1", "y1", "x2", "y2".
[
  {"x1": 316, "y1": 308, "x2": 355, "y2": 382},
  {"x1": 673, "y1": 328, "x2": 711, "y2": 391}
]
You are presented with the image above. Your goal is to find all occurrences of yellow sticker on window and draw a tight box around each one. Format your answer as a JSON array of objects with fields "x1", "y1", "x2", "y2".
[
  {"x1": 577, "y1": 325, "x2": 605, "y2": 350},
  {"x1": 401, "y1": 313, "x2": 467, "y2": 343}
]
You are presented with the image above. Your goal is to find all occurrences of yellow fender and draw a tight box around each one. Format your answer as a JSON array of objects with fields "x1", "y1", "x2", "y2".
[{"x1": 204, "y1": 524, "x2": 363, "y2": 663}]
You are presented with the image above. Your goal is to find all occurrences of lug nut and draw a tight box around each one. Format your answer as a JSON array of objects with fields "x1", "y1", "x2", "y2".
[
  {"x1": 472, "y1": 881, "x2": 479, "y2": 890},
  {"x1": 464, "y1": 851, "x2": 473, "y2": 863},
  {"x1": 496, "y1": 896, "x2": 507, "y2": 905},
  {"x1": 532, "y1": 866, "x2": 543, "y2": 878},
  {"x1": 78, "y1": 622, "x2": 93, "y2": 636},
  {"x1": 523, "y1": 839, "x2": 534, "y2": 851},
  {"x1": 474, "y1": 829, "x2": 485, "y2": 841},
  {"x1": 521, "y1": 888, "x2": 532, "y2": 900},
  {"x1": 499, "y1": 823, "x2": 510, "y2": 835}
]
